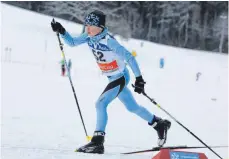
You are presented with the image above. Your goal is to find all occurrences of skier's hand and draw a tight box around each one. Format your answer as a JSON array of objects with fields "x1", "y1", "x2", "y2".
[
  {"x1": 134, "y1": 76, "x2": 146, "y2": 94},
  {"x1": 51, "y1": 21, "x2": 66, "y2": 35}
]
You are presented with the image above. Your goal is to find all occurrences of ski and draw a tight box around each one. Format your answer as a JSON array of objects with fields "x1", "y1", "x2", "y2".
[
  {"x1": 121, "y1": 145, "x2": 228, "y2": 155},
  {"x1": 74, "y1": 145, "x2": 228, "y2": 155}
]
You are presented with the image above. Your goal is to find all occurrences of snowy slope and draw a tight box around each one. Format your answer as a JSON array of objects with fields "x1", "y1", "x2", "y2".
[{"x1": 1, "y1": 3, "x2": 228, "y2": 159}]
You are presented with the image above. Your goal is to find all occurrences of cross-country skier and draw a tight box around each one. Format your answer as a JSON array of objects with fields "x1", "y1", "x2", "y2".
[
  {"x1": 51, "y1": 10, "x2": 171, "y2": 154},
  {"x1": 67, "y1": 59, "x2": 72, "y2": 72},
  {"x1": 59, "y1": 58, "x2": 65, "y2": 76}
]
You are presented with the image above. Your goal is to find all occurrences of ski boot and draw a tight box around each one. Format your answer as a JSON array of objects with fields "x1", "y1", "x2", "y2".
[
  {"x1": 76, "y1": 131, "x2": 105, "y2": 154},
  {"x1": 149, "y1": 116, "x2": 171, "y2": 147}
]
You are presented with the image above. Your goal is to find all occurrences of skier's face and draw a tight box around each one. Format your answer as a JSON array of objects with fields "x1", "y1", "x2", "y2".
[{"x1": 86, "y1": 25, "x2": 102, "y2": 37}]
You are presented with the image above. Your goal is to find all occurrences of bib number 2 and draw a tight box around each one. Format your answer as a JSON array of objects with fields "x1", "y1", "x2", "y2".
[{"x1": 92, "y1": 49, "x2": 106, "y2": 62}]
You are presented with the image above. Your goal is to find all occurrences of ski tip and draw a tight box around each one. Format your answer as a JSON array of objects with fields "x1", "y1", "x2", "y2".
[{"x1": 74, "y1": 149, "x2": 78, "y2": 152}]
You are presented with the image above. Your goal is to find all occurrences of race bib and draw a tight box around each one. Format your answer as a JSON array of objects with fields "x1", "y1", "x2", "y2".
[
  {"x1": 97, "y1": 60, "x2": 118, "y2": 72},
  {"x1": 91, "y1": 46, "x2": 125, "y2": 75}
]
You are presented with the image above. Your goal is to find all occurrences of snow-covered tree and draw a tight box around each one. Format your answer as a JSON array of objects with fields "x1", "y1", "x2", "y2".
[{"x1": 3, "y1": 1, "x2": 228, "y2": 53}]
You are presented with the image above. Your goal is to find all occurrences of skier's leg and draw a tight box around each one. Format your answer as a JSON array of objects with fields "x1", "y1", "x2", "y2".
[
  {"x1": 61, "y1": 65, "x2": 65, "y2": 76},
  {"x1": 77, "y1": 76, "x2": 125, "y2": 154},
  {"x1": 118, "y1": 69, "x2": 171, "y2": 147},
  {"x1": 118, "y1": 87, "x2": 155, "y2": 122},
  {"x1": 117, "y1": 69, "x2": 155, "y2": 123},
  {"x1": 118, "y1": 87, "x2": 171, "y2": 146},
  {"x1": 95, "y1": 76, "x2": 125, "y2": 132},
  {"x1": 63, "y1": 67, "x2": 66, "y2": 76}
]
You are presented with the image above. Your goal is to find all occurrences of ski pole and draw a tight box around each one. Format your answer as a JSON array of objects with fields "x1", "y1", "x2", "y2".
[
  {"x1": 53, "y1": 18, "x2": 91, "y2": 142},
  {"x1": 131, "y1": 84, "x2": 223, "y2": 159}
]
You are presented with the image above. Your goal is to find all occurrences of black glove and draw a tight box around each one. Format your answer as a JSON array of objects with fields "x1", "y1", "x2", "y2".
[
  {"x1": 51, "y1": 21, "x2": 66, "y2": 35},
  {"x1": 134, "y1": 76, "x2": 146, "y2": 94}
]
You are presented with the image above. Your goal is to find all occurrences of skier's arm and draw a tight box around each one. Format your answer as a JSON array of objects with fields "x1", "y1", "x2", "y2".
[
  {"x1": 51, "y1": 21, "x2": 88, "y2": 47},
  {"x1": 61, "y1": 32, "x2": 88, "y2": 47},
  {"x1": 107, "y1": 38, "x2": 141, "y2": 77}
]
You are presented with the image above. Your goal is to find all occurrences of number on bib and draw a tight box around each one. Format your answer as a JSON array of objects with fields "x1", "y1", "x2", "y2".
[{"x1": 92, "y1": 49, "x2": 106, "y2": 62}]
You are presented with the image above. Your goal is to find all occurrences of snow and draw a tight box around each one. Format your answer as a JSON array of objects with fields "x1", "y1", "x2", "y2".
[{"x1": 1, "y1": 3, "x2": 228, "y2": 159}]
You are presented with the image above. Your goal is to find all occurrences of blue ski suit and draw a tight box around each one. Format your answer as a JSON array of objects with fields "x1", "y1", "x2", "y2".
[{"x1": 61, "y1": 28, "x2": 154, "y2": 132}]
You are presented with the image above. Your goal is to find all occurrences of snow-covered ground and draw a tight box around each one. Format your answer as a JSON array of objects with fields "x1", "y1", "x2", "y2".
[{"x1": 1, "y1": 3, "x2": 228, "y2": 159}]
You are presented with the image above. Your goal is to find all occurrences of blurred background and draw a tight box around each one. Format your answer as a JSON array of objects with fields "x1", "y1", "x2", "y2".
[{"x1": 3, "y1": 1, "x2": 228, "y2": 53}]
